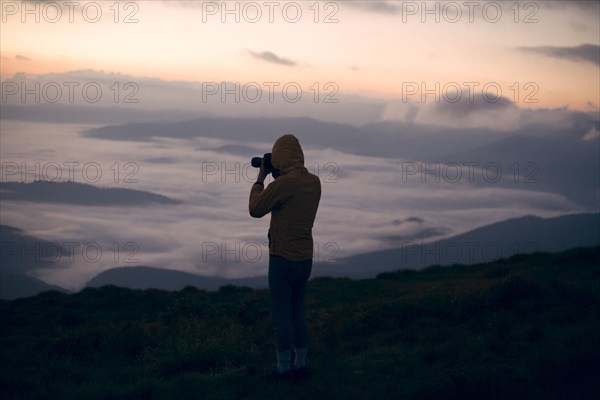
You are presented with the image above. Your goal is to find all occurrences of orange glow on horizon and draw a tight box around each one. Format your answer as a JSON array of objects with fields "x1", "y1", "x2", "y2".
[{"x1": 1, "y1": 1, "x2": 598, "y2": 113}]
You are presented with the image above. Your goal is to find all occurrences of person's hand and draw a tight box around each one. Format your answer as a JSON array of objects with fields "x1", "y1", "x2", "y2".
[{"x1": 256, "y1": 159, "x2": 267, "y2": 184}]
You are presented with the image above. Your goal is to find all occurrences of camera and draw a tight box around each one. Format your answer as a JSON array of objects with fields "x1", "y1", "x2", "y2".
[{"x1": 251, "y1": 153, "x2": 274, "y2": 174}]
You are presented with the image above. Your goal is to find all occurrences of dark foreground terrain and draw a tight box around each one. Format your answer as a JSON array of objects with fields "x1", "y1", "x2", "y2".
[{"x1": 1, "y1": 246, "x2": 599, "y2": 400}]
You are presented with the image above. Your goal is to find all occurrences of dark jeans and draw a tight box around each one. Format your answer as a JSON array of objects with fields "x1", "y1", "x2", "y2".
[{"x1": 268, "y1": 254, "x2": 312, "y2": 352}]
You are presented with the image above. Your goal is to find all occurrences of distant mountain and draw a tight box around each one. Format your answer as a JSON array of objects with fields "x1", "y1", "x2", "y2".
[
  {"x1": 0, "y1": 225, "x2": 70, "y2": 299},
  {"x1": 83, "y1": 117, "x2": 366, "y2": 150},
  {"x1": 83, "y1": 116, "x2": 598, "y2": 207},
  {"x1": 443, "y1": 135, "x2": 599, "y2": 208},
  {"x1": 0, "y1": 225, "x2": 69, "y2": 275},
  {"x1": 83, "y1": 117, "x2": 595, "y2": 161},
  {"x1": 315, "y1": 213, "x2": 600, "y2": 279},
  {"x1": 0, "y1": 272, "x2": 67, "y2": 300},
  {"x1": 82, "y1": 117, "x2": 507, "y2": 160},
  {"x1": 86, "y1": 266, "x2": 267, "y2": 291},
  {"x1": 5, "y1": 213, "x2": 599, "y2": 296},
  {"x1": 86, "y1": 213, "x2": 600, "y2": 291},
  {"x1": 0, "y1": 104, "x2": 212, "y2": 124},
  {"x1": 0, "y1": 181, "x2": 182, "y2": 206}
]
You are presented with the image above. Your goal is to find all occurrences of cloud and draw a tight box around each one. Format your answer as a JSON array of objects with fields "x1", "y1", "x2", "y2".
[
  {"x1": 15, "y1": 54, "x2": 31, "y2": 62},
  {"x1": 344, "y1": 1, "x2": 400, "y2": 13},
  {"x1": 583, "y1": 127, "x2": 600, "y2": 141},
  {"x1": 381, "y1": 90, "x2": 598, "y2": 132},
  {"x1": 542, "y1": 1, "x2": 600, "y2": 13},
  {"x1": 379, "y1": 227, "x2": 451, "y2": 246},
  {"x1": 348, "y1": 0, "x2": 599, "y2": 15},
  {"x1": 432, "y1": 91, "x2": 516, "y2": 117},
  {"x1": 585, "y1": 101, "x2": 599, "y2": 111},
  {"x1": 520, "y1": 44, "x2": 600, "y2": 66},
  {"x1": 248, "y1": 50, "x2": 296, "y2": 66},
  {"x1": 2, "y1": 118, "x2": 593, "y2": 290},
  {"x1": 143, "y1": 156, "x2": 180, "y2": 164},
  {"x1": 382, "y1": 91, "x2": 523, "y2": 131},
  {"x1": 392, "y1": 216, "x2": 424, "y2": 226},
  {"x1": 1, "y1": 69, "x2": 384, "y2": 126}
]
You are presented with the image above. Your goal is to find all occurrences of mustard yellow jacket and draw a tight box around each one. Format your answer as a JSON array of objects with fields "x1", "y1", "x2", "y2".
[{"x1": 249, "y1": 134, "x2": 321, "y2": 262}]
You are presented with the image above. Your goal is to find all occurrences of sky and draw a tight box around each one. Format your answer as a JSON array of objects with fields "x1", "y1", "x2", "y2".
[
  {"x1": 0, "y1": 1, "x2": 599, "y2": 290},
  {"x1": 1, "y1": 0, "x2": 599, "y2": 109}
]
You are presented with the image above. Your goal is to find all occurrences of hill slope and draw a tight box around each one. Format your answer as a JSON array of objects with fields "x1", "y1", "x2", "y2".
[
  {"x1": 87, "y1": 266, "x2": 267, "y2": 291},
  {"x1": 1, "y1": 246, "x2": 599, "y2": 400},
  {"x1": 0, "y1": 272, "x2": 68, "y2": 300},
  {"x1": 318, "y1": 212, "x2": 600, "y2": 278},
  {"x1": 0, "y1": 180, "x2": 182, "y2": 206}
]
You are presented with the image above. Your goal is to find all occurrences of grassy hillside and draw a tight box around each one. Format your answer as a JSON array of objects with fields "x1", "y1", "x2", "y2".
[{"x1": 1, "y1": 247, "x2": 599, "y2": 400}]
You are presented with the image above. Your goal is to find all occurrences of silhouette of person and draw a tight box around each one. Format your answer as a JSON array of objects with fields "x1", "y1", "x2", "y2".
[{"x1": 249, "y1": 134, "x2": 321, "y2": 380}]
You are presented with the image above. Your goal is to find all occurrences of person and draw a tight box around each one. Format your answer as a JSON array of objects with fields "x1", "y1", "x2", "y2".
[{"x1": 249, "y1": 134, "x2": 321, "y2": 381}]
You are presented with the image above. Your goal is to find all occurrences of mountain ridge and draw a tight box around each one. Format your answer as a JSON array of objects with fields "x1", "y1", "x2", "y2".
[
  {"x1": 86, "y1": 266, "x2": 267, "y2": 291},
  {"x1": 320, "y1": 212, "x2": 600, "y2": 278},
  {"x1": 0, "y1": 180, "x2": 182, "y2": 206},
  {"x1": 3, "y1": 212, "x2": 598, "y2": 298}
]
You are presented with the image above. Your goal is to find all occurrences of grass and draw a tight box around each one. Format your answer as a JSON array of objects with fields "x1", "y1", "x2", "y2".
[{"x1": 1, "y1": 246, "x2": 599, "y2": 399}]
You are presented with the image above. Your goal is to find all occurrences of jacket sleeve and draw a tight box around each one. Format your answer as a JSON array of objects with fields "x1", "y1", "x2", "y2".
[{"x1": 249, "y1": 180, "x2": 289, "y2": 218}]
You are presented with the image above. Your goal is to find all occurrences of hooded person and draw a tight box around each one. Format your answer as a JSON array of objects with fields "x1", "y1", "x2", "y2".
[{"x1": 249, "y1": 134, "x2": 321, "y2": 380}]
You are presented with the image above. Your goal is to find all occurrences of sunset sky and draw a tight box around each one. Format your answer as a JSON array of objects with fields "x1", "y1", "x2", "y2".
[{"x1": 2, "y1": 0, "x2": 599, "y2": 110}]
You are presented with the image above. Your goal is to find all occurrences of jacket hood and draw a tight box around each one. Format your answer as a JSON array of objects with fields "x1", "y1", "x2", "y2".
[{"x1": 271, "y1": 134, "x2": 304, "y2": 174}]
